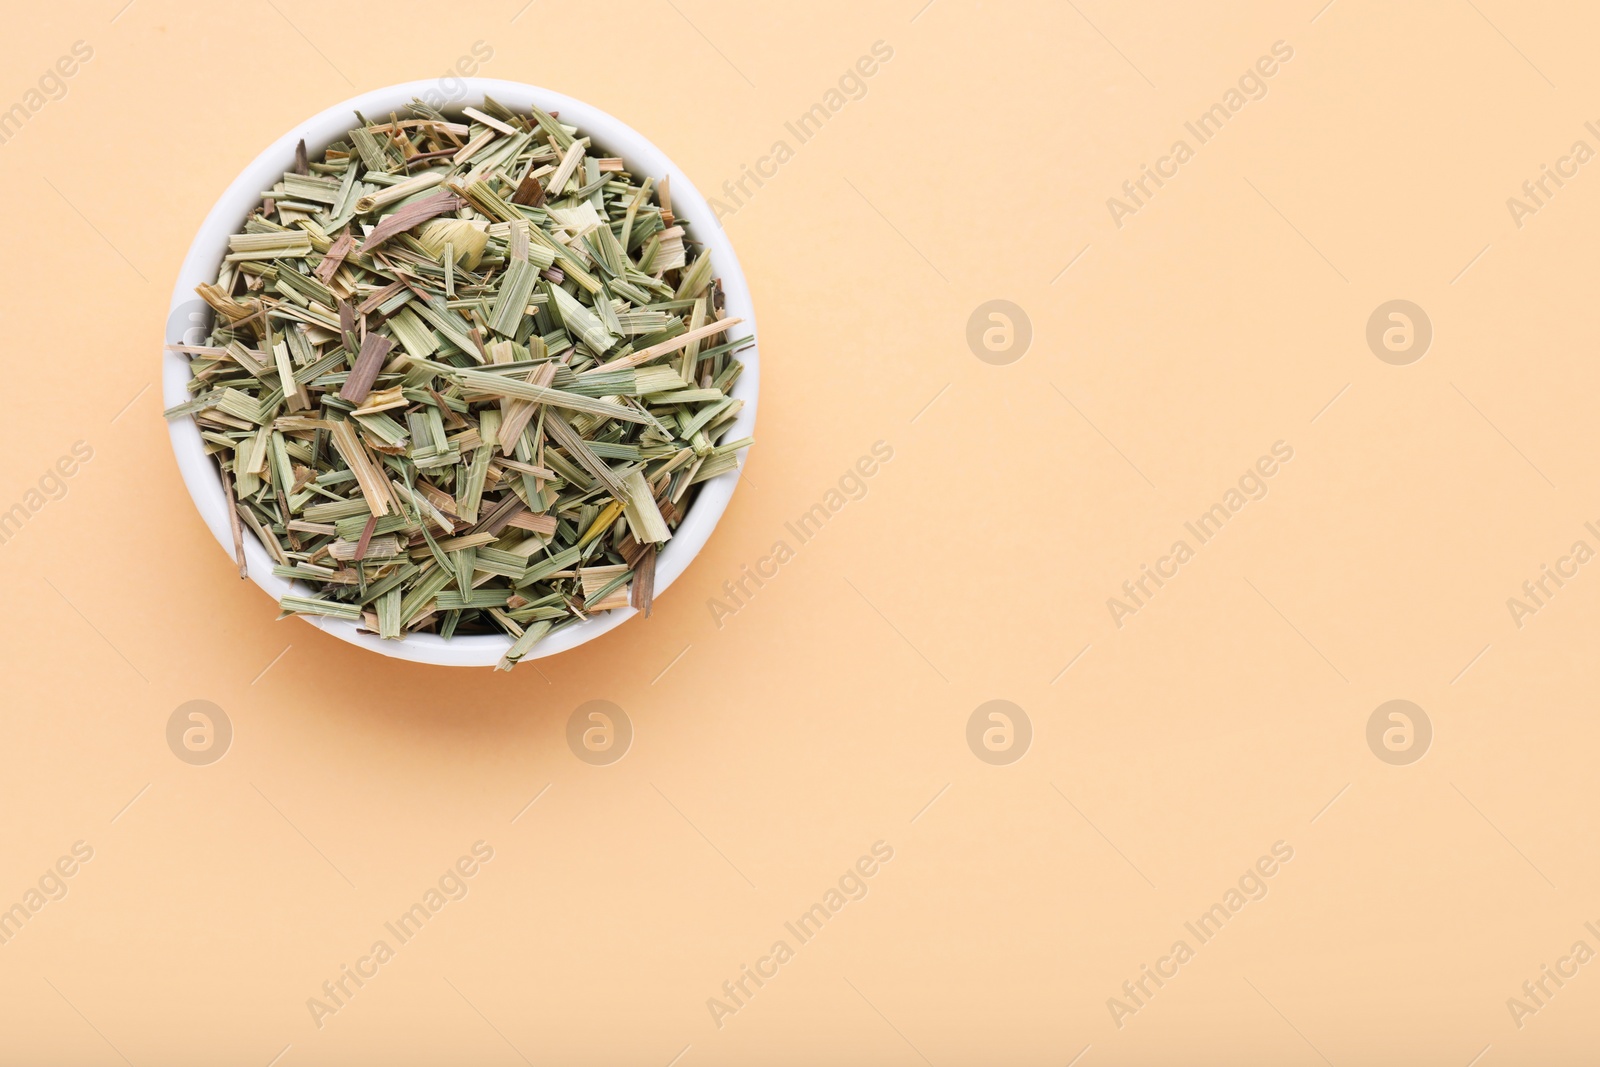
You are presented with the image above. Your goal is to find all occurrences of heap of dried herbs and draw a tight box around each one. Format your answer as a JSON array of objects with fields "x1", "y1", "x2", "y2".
[{"x1": 165, "y1": 96, "x2": 752, "y2": 669}]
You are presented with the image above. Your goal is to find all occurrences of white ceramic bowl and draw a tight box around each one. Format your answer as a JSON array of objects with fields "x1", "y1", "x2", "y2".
[{"x1": 164, "y1": 79, "x2": 758, "y2": 667}]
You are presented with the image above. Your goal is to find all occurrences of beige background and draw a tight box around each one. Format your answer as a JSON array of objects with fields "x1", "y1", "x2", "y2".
[{"x1": 1, "y1": 0, "x2": 1597, "y2": 1063}]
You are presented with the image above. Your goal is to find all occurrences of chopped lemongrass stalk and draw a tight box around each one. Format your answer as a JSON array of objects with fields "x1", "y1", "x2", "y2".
[
  {"x1": 278, "y1": 595, "x2": 362, "y2": 620},
  {"x1": 496, "y1": 619, "x2": 552, "y2": 671},
  {"x1": 579, "y1": 565, "x2": 632, "y2": 611},
  {"x1": 353, "y1": 170, "x2": 446, "y2": 214},
  {"x1": 226, "y1": 231, "x2": 314, "y2": 260},
  {"x1": 339, "y1": 334, "x2": 393, "y2": 405},
  {"x1": 546, "y1": 140, "x2": 587, "y2": 197},
  {"x1": 462, "y1": 106, "x2": 518, "y2": 136},
  {"x1": 584, "y1": 317, "x2": 742, "y2": 374},
  {"x1": 327, "y1": 420, "x2": 396, "y2": 516},
  {"x1": 328, "y1": 536, "x2": 403, "y2": 560},
  {"x1": 621, "y1": 469, "x2": 671, "y2": 544}
]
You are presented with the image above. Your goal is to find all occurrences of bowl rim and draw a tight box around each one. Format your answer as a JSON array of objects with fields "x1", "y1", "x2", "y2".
[{"x1": 163, "y1": 78, "x2": 758, "y2": 668}]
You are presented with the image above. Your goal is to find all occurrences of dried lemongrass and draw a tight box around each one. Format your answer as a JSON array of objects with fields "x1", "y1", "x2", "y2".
[{"x1": 166, "y1": 100, "x2": 753, "y2": 669}]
